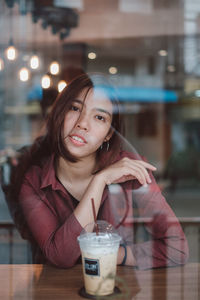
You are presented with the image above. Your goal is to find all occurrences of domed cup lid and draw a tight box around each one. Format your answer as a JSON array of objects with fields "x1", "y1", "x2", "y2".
[{"x1": 77, "y1": 220, "x2": 121, "y2": 246}]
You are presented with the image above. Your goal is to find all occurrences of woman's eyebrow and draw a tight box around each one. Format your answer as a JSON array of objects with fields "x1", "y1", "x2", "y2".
[
  {"x1": 72, "y1": 99, "x2": 112, "y2": 117},
  {"x1": 72, "y1": 99, "x2": 83, "y2": 104},
  {"x1": 95, "y1": 108, "x2": 112, "y2": 118}
]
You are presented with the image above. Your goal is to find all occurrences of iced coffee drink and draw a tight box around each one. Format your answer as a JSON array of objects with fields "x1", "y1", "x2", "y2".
[{"x1": 77, "y1": 221, "x2": 121, "y2": 296}]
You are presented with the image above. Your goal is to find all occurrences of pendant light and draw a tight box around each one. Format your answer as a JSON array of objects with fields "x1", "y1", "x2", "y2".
[
  {"x1": 5, "y1": 38, "x2": 17, "y2": 61},
  {"x1": 30, "y1": 55, "x2": 39, "y2": 69},
  {"x1": 29, "y1": 23, "x2": 40, "y2": 70},
  {"x1": 58, "y1": 80, "x2": 67, "y2": 92},
  {"x1": 5, "y1": 6, "x2": 17, "y2": 61},
  {"x1": 19, "y1": 67, "x2": 30, "y2": 82},
  {"x1": 41, "y1": 74, "x2": 51, "y2": 89},
  {"x1": 49, "y1": 61, "x2": 60, "y2": 75}
]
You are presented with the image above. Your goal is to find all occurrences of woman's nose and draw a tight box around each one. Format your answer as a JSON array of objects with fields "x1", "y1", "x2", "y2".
[{"x1": 76, "y1": 114, "x2": 89, "y2": 131}]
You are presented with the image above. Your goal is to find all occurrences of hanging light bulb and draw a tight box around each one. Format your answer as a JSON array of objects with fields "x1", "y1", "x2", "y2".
[
  {"x1": 0, "y1": 58, "x2": 4, "y2": 71},
  {"x1": 109, "y1": 66, "x2": 118, "y2": 74},
  {"x1": 19, "y1": 67, "x2": 30, "y2": 82},
  {"x1": 49, "y1": 61, "x2": 60, "y2": 75},
  {"x1": 5, "y1": 40, "x2": 17, "y2": 61},
  {"x1": 30, "y1": 55, "x2": 39, "y2": 69},
  {"x1": 88, "y1": 52, "x2": 97, "y2": 60},
  {"x1": 41, "y1": 74, "x2": 51, "y2": 89},
  {"x1": 58, "y1": 80, "x2": 67, "y2": 92},
  {"x1": 158, "y1": 49, "x2": 168, "y2": 57},
  {"x1": 6, "y1": 7, "x2": 17, "y2": 61}
]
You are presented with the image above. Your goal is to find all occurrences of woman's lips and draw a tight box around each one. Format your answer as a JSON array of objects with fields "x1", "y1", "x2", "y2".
[{"x1": 69, "y1": 134, "x2": 87, "y2": 146}]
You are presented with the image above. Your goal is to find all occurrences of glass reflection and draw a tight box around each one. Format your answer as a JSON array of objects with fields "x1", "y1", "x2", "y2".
[{"x1": 0, "y1": 5, "x2": 199, "y2": 300}]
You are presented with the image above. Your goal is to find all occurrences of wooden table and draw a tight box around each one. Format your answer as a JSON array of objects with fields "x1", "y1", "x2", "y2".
[{"x1": 0, "y1": 263, "x2": 199, "y2": 299}]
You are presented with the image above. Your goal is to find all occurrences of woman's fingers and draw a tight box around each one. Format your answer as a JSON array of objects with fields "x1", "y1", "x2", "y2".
[
  {"x1": 131, "y1": 161, "x2": 153, "y2": 184},
  {"x1": 110, "y1": 164, "x2": 148, "y2": 185},
  {"x1": 125, "y1": 164, "x2": 147, "y2": 185},
  {"x1": 102, "y1": 157, "x2": 157, "y2": 186},
  {"x1": 135, "y1": 160, "x2": 157, "y2": 171},
  {"x1": 112, "y1": 174, "x2": 135, "y2": 184},
  {"x1": 120, "y1": 158, "x2": 155, "y2": 185}
]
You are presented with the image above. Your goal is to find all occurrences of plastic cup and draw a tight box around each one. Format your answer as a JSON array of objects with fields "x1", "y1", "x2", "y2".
[{"x1": 77, "y1": 220, "x2": 121, "y2": 296}]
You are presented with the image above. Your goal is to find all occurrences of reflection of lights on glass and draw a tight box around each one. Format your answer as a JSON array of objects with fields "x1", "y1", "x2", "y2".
[
  {"x1": 5, "y1": 45, "x2": 17, "y2": 61},
  {"x1": 58, "y1": 80, "x2": 67, "y2": 92},
  {"x1": 158, "y1": 50, "x2": 168, "y2": 56},
  {"x1": 167, "y1": 65, "x2": 176, "y2": 72},
  {"x1": 88, "y1": 52, "x2": 97, "y2": 60},
  {"x1": 109, "y1": 66, "x2": 118, "y2": 74},
  {"x1": 195, "y1": 90, "x2": 200, "y2": 97},
  {"x1": 41, "y1": 74, "x2": 51, "y2": 89},
  {"x1": 19, "y1": 67, "x2": 29, "y2": 82},
  {"x1": 30, "y1": 55, "x2": 39, "y2": 69},
  {"x1": 0, "y1": 58, "x2": 4, "y2": 71},
  {"x1": 50, "y1": 61, "x2": 60, "y2": 75}
]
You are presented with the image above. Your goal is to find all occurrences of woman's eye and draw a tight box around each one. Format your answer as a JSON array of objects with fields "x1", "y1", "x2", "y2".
[
  {"x1": 95, "y1": 115, "x2": 105, "y2": 121},
  {"x1": 71, "y1": 105, "x2": 80, "y2": 112}
]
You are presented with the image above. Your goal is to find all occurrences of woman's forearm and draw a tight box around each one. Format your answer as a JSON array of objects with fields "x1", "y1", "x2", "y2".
[{"x1": 73, "y1": 174, "x2": 106, "y2": 228}]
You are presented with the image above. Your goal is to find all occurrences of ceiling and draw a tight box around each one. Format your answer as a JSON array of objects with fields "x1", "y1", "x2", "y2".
[
  {"x1": 1, "y1": 0, "x2": 200, "y2": 48},
  {"x1": 1, "y1": 0, "x2": 200, "y2": 88}
]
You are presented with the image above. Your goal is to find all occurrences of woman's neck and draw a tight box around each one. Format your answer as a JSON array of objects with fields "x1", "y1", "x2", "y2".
[{"x1": 56, "y1": 155, "x2": 96, "y2": 183}]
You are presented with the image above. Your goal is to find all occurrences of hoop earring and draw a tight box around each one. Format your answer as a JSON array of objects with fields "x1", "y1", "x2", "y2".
[{"x1": 106, "y1": 141, "x2": 109, "y2": 151}]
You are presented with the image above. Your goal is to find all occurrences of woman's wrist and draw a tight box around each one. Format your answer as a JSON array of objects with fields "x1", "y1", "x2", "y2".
[
  {"x1": 119, "y1": 244, "x2": 127, "y2": 266},
  {"x1": 94, "y1": 172, "x2": 107, "y2": 187},
  {"x1": 117, "y1": 244, "x2": 137, "y2": 267},
  {"x1": 117, "y1": 244, "x2": 127, "y2": 265}
]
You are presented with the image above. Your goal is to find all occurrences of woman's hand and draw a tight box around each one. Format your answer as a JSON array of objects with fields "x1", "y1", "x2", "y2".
[
  {"x1": 74, "y1": 157, "x2": 156, "y2": 228},
  {"x1": 98, "y1": 157, "x2": 156, "y2": 186}
]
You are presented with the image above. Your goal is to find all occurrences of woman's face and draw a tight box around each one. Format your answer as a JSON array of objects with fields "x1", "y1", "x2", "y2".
[{"x1": 63, "y1": 87, "x2": 113, "y2": 160}]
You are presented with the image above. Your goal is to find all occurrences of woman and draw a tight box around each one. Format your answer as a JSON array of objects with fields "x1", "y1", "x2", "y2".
[{"x1": 10, "y1": 73, "x2": 188, "y2": 269}]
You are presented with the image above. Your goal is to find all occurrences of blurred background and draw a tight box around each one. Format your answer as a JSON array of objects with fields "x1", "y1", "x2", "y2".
[{"x1": 0, "y1": 0, "x2": 200, "y2": 264}]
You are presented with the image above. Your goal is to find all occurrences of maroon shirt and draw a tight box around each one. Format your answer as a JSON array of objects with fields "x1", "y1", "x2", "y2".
[{"x1": 19, "y1": 151, "x2": 189, "y2": 270}]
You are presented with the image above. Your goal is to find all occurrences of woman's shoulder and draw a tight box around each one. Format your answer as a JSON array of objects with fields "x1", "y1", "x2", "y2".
[
  {"x1": 25, "y1": 164, "x2": 43, "y2": 179},
  {"x1": 23, "y1": 155, "x2": 52, "y2": 187}
]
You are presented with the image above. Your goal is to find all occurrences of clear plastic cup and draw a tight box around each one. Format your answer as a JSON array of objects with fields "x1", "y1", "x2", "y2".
[{"x1": 77, "y1": 220, "x2": 121, "y2": 296}]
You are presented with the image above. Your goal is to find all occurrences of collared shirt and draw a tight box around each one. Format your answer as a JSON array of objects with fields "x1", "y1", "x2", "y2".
[{"x1": 19, "y1": 151, "x2": 189, "y2": 269}]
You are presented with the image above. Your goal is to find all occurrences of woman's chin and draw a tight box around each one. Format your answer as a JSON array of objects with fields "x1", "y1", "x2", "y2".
[{"x1": 66, "y1": 148, "x2": 94, "y2": 160}]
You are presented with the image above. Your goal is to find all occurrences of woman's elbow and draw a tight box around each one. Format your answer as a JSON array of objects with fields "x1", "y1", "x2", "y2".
[
  {"x1": 168, "y1": 237, "x2": 189, "y2": 266},
  {"x1": 47, "y1": 254, "x2": 79, "y2": 269},
  {"x1": 44, "y1": 246, "x2": 80, "y2": 269},
  {"x1": 178, "y1": 239, "x2": 189, "y2": 265}
]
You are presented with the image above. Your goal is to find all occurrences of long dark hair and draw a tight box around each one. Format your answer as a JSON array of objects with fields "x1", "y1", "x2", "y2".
[{"x1": 8, "y1": 73, "x2": 124, "y2": 235}]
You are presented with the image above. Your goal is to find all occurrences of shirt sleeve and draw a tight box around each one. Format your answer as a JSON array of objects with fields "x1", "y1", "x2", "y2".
[
  {"x1": 130, "y1": 172, "x2": 189, "y2": 270},
  {"x1": 109, "y1": 151, "x2": 189, "y2": 269},
  {"x1": 19, "y1": 177, "x2": 83, "y2": 268}
]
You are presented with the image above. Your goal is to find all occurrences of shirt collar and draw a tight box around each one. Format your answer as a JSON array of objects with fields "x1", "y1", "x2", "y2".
[
  {"x1": 40, "y1": 154, "x2": 61, "y2": 190},
  {"x1": 40, "y1": 154, "x2": 109, "y2": 202}
]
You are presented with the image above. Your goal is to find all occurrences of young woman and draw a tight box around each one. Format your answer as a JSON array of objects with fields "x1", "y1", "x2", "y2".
[{"x1": 10, "y1": 73, "x2": 188, "y2": 269}]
